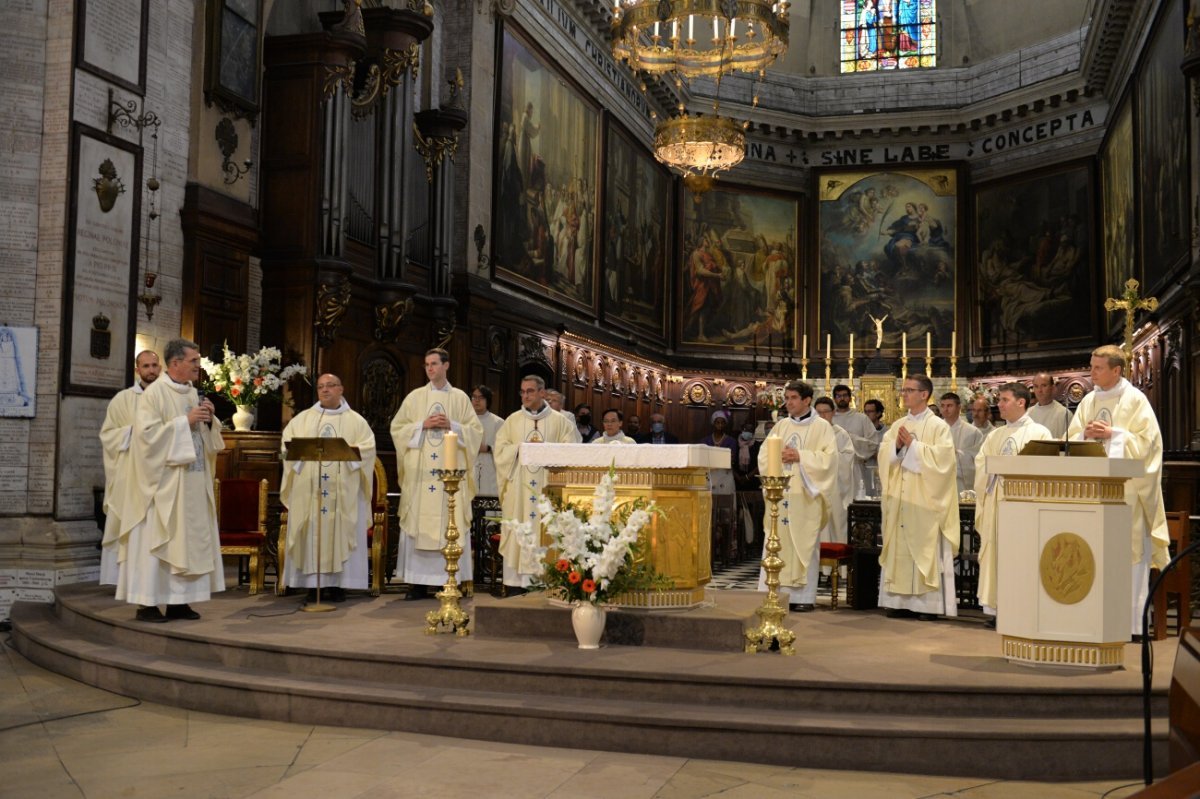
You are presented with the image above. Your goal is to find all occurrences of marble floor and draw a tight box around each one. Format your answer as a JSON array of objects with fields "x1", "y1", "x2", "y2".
[{"x1": 0, "y1": 633, "x2": 1151, "y2": 799}]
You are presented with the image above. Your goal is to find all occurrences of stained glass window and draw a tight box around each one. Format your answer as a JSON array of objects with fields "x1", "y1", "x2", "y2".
[{"x1": 840, "y1": 0, "x2": 937, "y2": 73}]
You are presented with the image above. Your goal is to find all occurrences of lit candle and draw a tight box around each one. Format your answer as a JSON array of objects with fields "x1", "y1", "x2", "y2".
[
  {"x1": 712, "y1": 17, "x2": 718, "y2": 40},
  {"x1": 802, "y1": 334, "x2": 807, "y2": 360},
  {"x1": 688, "y1": 13, "x2": 694, "y2": 41},
  {"x1": 849, "y1": 333, "x2": 854, "y2": 359},
  {"x1": 926, "y1": 331, "x2": 931, "y2": 360},
  {"x1": 765, "y1": 436, "x2": 781, "y2": 477},
  {"x1": 951, "y1": 330, "x2": 957, "y2": 355},
  {"x1": 826, "y1": 333, "x2": 831, "y2": 356},
  {"x1": 444, "y1": 430, "x2": 458, "y2": 471},
  {"x1": 901, "y1": 332, "x2": 907, "y2": 358}
]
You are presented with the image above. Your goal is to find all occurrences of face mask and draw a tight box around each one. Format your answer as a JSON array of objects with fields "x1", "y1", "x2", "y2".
[
  {"x1": 740, "y1": 431, "x2": 754, "y2": 441},
  {"x1": 652, "y1": 422, "x2": 664, "y2": 434}
]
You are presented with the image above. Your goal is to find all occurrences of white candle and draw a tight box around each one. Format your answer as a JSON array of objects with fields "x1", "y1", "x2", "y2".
[
  {"x1": 952, "y1": 330, "x2": 957, "y2": 355},
  {"x1": 802, "y1": 334, "x2": 807, "y2": 359},
  {"x1": 901, "y1": 332, "x2": 907, "y2": 358},
  {"x1": 926, "y1": 331, "x2": 931, "y2": 360},
  {"x1": 765, "y1": 436, "x2": 781, "y2": 477},
  {"x1": 826, "y1": 333, "x2": 831, "y2": 356},
  {"x1": 849, "y1": 333, "x2": 854, "y2": 359},
  {"x1": 444, "y1": 430, "x2": 458, "y2": 471}
]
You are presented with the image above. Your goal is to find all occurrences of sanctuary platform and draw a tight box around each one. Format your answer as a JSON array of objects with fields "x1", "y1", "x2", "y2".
[{"x1": 11, "y1": 582, "x2": 1173, "y2": 781}]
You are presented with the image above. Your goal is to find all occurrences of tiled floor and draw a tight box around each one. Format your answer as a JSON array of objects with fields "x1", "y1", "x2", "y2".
[{"x1": 0, "y1": 635, "x2": 1150, "y2": 799}]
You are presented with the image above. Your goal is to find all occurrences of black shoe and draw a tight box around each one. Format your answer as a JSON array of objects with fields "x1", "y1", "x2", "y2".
[
  {"x1": 984, "y1": 617, "x2": 997, "y2": 629},
  {"x1": 790, "y1": 603, "x2": 815, "y2": 612},
  {"x1": 885, "y1": 608, "x2": 914, "y2": 619},
  {"x1": 165, "y1": 604, "x2": 200, "y2": 621},
  {"x1": 917, "y1": 613, "x2": 938, "y2": 622},
  {"x1": 135, "y1": 606, "x2": 167, "y2": 624},
  {"x1": 305, "y1": 589, "x2": 318, "y2": 603},
  {"x1": 817, "y1": 574, "x2": 830, "y2": 589},
  {"x1": 403, "y1": 585, "x2": 429, "y2": 601},
  {"x1": 324, "y1": 587, "x2": 346, "y2": 603},
  {"x1": 503, "y1": 586, "x2": 527, "y2": 598}
]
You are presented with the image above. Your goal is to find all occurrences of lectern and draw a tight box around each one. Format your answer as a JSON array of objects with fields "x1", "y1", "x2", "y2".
[
  {"x1": 284, "y1": 437, "x2": 361, "y2": 613},
  {"x1": 988, "y1": 454, "x2": 1143, "y2": 669}
]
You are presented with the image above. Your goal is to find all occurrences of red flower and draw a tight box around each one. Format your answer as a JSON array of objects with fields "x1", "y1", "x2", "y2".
[
  {"x1": 567, "y1": 571, "x2": 582, "y2": 584},
  {"x1": 230, "y1": 387, "x2": 241, "y2": 397},
  {"x1": 555, "y1": 559, "x2": 570, "y2": 573},
  {"x1": 234, "y1": 377, "x2": 243, "y2": 385},
  {"x1": 581, "y1": 579, "x2": 596, "y2": 594},
  {"x1": 254, "y1": 377, "x2": 264, "y2": 386}
]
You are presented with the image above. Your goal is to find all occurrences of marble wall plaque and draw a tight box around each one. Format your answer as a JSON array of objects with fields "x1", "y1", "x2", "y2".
[
  {"x1": 64, "y1": 124, "x2": 140, "y2": 396},
  {"x1": 0, "y1": 326, "x2": 36, "y2": 417},
  {"x1": 77, "y1": 0, "x2": 148, "y2": 94},
  {"x1": 55, "y1": 396, "x2": 107, "y2": 519}
]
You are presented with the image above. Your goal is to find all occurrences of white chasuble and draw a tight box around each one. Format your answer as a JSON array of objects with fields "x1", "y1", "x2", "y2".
[
  {"x1": 475, "y1": 410, "x2": 504, "y2": 496},
  {"x1": 114, "y1": 373, "x2": 224, "y2": 607},
  {"x1": 1067, "y1": 378, "x2": 1169, "y2": 568},
  {"x1": 281, "y1": 401, "x2": 376, "y2": 585},
  {"x1": 494, "y1": 403, "x2": 577, "y2": 585},
  {"x1": 756, "y1": 414, "x2": 837, "y2": 599},
  {"x1": 820, "y1": 424, "x2": 856, "y2": 545},
  {"x1": 1027, "y1": 400, "x2": 1072, "y2": 439},
  {"x1": 947, "y1": 417, "x2": 984, "y2": 494},
  {"x1": 877, "y1": 410, "x2": 960, "y2": 611},
  {"x1": 390, "y1": 383, "x2": 482, "y2": 549},
  {"x1": 99, "y1": 383, "x2": 142, "y2": 585},
  {"x1": 973, "y1": 414, "x2": 1051, "y2": 613}
]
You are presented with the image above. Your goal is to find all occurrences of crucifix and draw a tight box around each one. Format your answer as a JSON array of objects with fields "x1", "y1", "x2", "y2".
[{"x1": 1104, "y1": 278, "x2": 1158, "y2": 359}]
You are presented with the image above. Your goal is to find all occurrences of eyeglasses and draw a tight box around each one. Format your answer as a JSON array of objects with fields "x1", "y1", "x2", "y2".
[{"x1": 899, "y1": 388, "x2": 923, "y2": 394}]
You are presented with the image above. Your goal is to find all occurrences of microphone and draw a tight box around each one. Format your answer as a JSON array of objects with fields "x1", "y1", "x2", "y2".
[{"x1": 196, "y1": 389, "x2": 212, "y2": 427}]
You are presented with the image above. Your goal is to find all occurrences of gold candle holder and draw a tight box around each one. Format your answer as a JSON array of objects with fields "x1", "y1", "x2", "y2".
[
  {"x1": 949, "y1": 355, "x2": 958, "y2": 393},
  {"x1": 924, "y1": 357, "x2": 932, "y2": 377},
  {"x1": 745, "y1": 474, "x2": 796, "y2": 656},
  {"x1": 800, "y1": 356, "x2": 809, "y2": 382},
  {"x1": 426, "y1": 468, "x2": 470, "y2": 636},
  {"x1": 824, "y1": 356, "x2": 832, "y2": 396},
  {"x1": 847, "y1": 357, "x2": 855, "y2": 399}
]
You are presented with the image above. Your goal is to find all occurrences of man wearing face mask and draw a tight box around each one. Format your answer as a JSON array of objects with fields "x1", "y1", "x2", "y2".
[
  {"x1": 635, "y1": 412, "x2": 679, "y2": 444},
  {"x1": 574, "y1": 403, "x2": 600, "y2": 443}
]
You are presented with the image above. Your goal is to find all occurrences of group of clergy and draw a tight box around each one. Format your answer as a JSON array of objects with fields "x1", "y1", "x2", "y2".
[
  {"x1": 753, "y1": 345, "x2": 1169, "y2": 634},
  {"x1": 98, "y1": 340, "x2": 1168, "y2": 637}
]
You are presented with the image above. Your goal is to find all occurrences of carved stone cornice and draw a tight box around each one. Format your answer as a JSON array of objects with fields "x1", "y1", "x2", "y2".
[{"x1": 413, "y1": 107, "x2": 469, "y2": 183}]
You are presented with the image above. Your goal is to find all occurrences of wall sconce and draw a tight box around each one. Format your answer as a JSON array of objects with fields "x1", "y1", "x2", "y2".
[
  {"x1": 473, "y1": 224, "x2": 489, "y2": 270},
  {"x1": 215, "y1": 117, "x2": 252, "y2": 184},
  {"x1": 107, "y1": 88, "x2": 161, "y2": 135}
]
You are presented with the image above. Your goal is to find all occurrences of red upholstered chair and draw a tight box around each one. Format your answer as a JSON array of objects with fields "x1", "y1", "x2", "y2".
[
  {"x1": 1152, "y1": 511, "x2": 1192, "y2": 641},
  {"x1": 215, "y1": 478, "x2": 269, "y2": 595},
  {"x1": 819, "y1": 542, "x2": 854, "y2": 609}
]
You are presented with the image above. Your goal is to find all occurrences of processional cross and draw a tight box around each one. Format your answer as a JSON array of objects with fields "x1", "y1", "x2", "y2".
[{"x1": 1104, "y1": 278, "x2": 1158, "y2": 359}]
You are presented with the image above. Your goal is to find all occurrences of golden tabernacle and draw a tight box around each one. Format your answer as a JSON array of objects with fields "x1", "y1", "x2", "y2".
[{"x1": 520, "y1": 444, "x2": 731, "y2": 608}]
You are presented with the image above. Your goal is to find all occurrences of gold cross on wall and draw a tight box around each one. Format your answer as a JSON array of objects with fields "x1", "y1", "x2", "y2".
[{"x1": 1104, "y1": 278, "x2": 1158, "y2": 359}]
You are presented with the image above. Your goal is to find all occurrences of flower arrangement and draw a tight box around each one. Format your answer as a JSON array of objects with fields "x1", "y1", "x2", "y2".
[
  {"x1": 200, "y1": 343, "x2": 308, "y2": 409},
  {"x1": 505, "y1": 469, "x2": 665, "y2": 605}
]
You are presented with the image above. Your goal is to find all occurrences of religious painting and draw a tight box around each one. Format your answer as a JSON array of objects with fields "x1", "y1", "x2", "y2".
[
  {"x1": 601, "y1": 119, "x2": 672, "y2": 344},
  {"x1": 1136, "y1": 0, "x2": 1190, "y2": 293},
  {"x1": 677, "y1": 183, "x2": 800, "y2": 356},
  {"x1": 972, "y1": 161, "x2": 1096, "y2": 354},
  {"x1": 0, "y1": 326, "x2": 37, "y2": 418},
  {"x1": 816, "y1": 167, "x2": 958, "y2": 355},
  {"x1": 839, "y1": 0, "x2": 938, "y2": 73},
  {"x1": 1100, "y1": 96, "x2": 1135, "y2": 311},
  {"x1": 76, "y1": 0, "x2": 149, "y2": 94},
  {"x1": 492, "y1": 22, "x2": 601, "y2": 315},
  {"x1": 63, "y1": 123, "x2": 142, "y2": 397}
]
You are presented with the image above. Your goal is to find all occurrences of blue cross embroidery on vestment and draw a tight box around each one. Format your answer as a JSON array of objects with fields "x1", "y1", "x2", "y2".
[
  {"x1": 530, "y1": 479, "x2": 538, "y2": 488},
  {"x1": 782, "y1": 500, "x2": 790, "y2": 509},
  {"x1": 529, "y1": 510, "x2": 537, "y2": 519},
  {"x1": 430, "y1": 469, "x2": 438, "y2": 476},
  {"x1": 528, "y1": 494, "x2": 536, "y2": 503},
  {"x1": 428, "y1": 484, "x2": 437, "y2": 493},
  {"x1": 320, "y1": 506, "x2": 328, "y2": 515},
  {"x1": 782, "y1": 518, "x2": 789, "y2": 525},
  {"x1": 431, "y1": 452, "x2": 439, "y2": 461},
  {"x1": 321, "y1": 472, "x2": 330, "y2": 481},
  {"x1": 321, "y1": 489, "x2": 329, "y2": 498}
]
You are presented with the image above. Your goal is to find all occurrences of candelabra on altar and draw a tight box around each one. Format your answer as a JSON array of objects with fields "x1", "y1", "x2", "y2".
[
  {"x1": 745, "y1": 474, "x2": 795, "y2": 656},
  {"x1": 426, "y1": 468, "x2": 470, "y2": 637},
  {"x1": 800, "y1": 356, "x2": 809, "y2": 382},
  {"x1": 823, "y1": 354, "x2": 832, "y2": 395},
  {"x1": 950, "y1": 354, "x2": 959, "y2": 393}
]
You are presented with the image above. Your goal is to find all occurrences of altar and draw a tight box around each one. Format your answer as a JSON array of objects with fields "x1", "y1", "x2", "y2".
[{"x1": 519, "y1": 443, "x2": 730, "y2": 608}]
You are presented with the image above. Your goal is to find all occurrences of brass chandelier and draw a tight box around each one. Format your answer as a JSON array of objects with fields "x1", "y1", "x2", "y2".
[
  {"x1": 652, "y1": 112, "x2": 744, "y2": 180},
  {"x1": 611, "y1": 0, "x2": 790, "y2": 79}
]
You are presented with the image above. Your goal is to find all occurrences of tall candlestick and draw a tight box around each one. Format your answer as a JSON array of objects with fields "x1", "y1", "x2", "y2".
[
  {"x1": 902, "y1": 332, "x2": 907, "y2": 358},
  {"x1": 765, "y1": 436, "x2": 782, "y2": 477},
  {"x1": 926, "y1": 331, "x2": 931, "y2": 361},
  {"x1": 444, "y1": 430, "x2": 458, "y2": 471},
  {"x1": 849, "y1": 333, "x2": 854, "y2": 360}
]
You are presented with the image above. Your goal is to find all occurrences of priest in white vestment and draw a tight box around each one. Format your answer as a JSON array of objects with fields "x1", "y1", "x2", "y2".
[
  {"x1": 815, "y1": 397, "x2": 854, "y2": 545},
  {"x1": 1027, "y1": 372, "x2": 1073, "y2": 439},
  {"x1": 831, "y1": 384, "x2": 872, "y2": 500},
  {"x1": 756, "y1": 381, "x2": 838, "y2": 612},
  {"x1": 494, "y1": 376, "x2": 577, "y2": 593},
  {"x1": 546, "y1": 390, "x2": 582, "y2": 443},
  {"x1": 878, "y1": 374, "x2": 960, "y2": 620},
  {"x1": 1067, "y1": 345, "x2": 1170, "y2": 635},
  {"x1": 861, "y1": 399, "x2": 887, "y2": 496},
  {"x1": 113, "y1": 338, "x2": 224, "y2": 623},
  {"x1": 970, "y1": 395, "x2": 1000, "y2": 434},
  {"x1": 592, "y1": 408, "x2": 636, "y2": 444},
  {"x1": 471, "y1": 385, "x2": 504, "y2": 497},
  {"x1": 280, "y1": 374, "x2": 376, "y2": 600},
  {"x1": 390, "y1": 348, "x2": 483, "y2": 600},
  {"x1": 973, "y1": 383, "x2": 1051, "y2": 625},
  {"x1": 938, "y1": 392, "x2": 984, "y2": 493},
  {"x1": 99, "y1": 349, "x2": 161, "y2": 585}
]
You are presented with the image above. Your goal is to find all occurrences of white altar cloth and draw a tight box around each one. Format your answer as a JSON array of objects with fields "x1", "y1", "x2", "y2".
[{"x1": 519, "y1": 443, "x2": 730, "y2": 470}]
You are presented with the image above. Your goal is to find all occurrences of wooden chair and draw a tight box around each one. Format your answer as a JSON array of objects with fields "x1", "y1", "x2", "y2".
[
  {"x1": 1152, "y1": 511, "x2": 1192, "y2": 641},
  {"x1": 819, "y1": 542, "x2": 854, "y2": 609},
  {"x1": 277, "y1": 460, "x2": 388, "y2": 596},
  {"x1": 216, "y1": 478, "x2": 269, "y2": 595}
]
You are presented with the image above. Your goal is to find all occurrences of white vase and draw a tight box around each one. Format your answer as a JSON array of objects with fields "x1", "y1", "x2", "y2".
[
  {"x1": 232, "y1": 404, "x2": 255, "y2": 432},
  {"x1": 571, "y1": 602, "x2": 606, "y2": 649}
]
